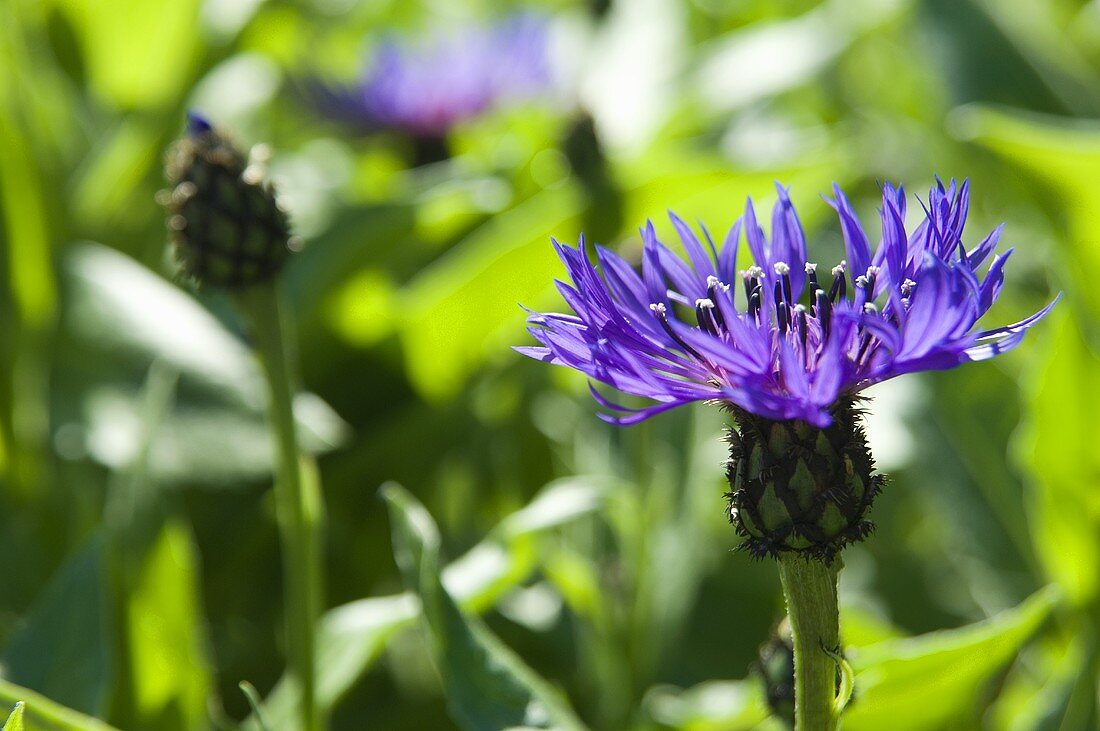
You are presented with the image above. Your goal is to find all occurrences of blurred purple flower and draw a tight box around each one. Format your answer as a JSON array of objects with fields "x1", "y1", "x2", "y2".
[
  {"x1": 315, "y1": 14, "x2": 551, "y2": 139},
  {"x1": 518, "y1": 180, "x2": 1059, "y2": 427}
]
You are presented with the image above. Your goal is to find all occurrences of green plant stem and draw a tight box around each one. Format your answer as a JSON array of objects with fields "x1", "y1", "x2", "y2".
[
  {"x1": 238, "y1": 282, "x2": 324, "y2": 731},
  {"x1": 777, "y1": 555, "x2": 841, "y2": 731}
]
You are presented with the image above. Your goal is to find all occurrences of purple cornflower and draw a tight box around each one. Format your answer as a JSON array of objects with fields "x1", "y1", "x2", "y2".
[
  {"x1": 314, "y1": 14, "x2": 551, "y2": 139},
  {"x1": 518, "y1": 180, "x2": 1059, "y2": 427}
]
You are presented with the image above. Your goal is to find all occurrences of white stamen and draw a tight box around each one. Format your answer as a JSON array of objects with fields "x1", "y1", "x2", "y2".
[
  {"x1": 695, "y1": 298, "x2": 715, "y2": 309},
  {"x1": 831, "y1": 262, "x2": 847, "y2": 277},
  {"x1": 706, "y1": 275, "x2": 730, "y2": 292},
  {"x1": 793, "y1": 304, "x2": 807, "y2": 314},
  {"x1": 866, "y1": 265, "x2": 882, "y2": 278},
  {"x1": 774, "y1": 262, "x2": 790, "y2": 276},
  {"x1": 747, "y1": 265, "x2": 764, "y2": 279},
  {"x1": 649, "y1": 302, "x2": 667, "y2": 315},
  {"x1": 863, "y1": 303, "x2": 878, "y2": 314},
  {"x1": 805, "y1": 262, "x2": 818, "y2": 273},
  {"x1": 855, "y1": 275, "x2": 869, "y2": 287}
]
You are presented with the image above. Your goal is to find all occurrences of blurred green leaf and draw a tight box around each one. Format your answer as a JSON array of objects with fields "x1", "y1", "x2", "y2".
[
  {"x1": 0, "y1": 537, "x2": 112, "y2": 717},
  {"x1": 398, "y1": 184, "x2": 583, "y2": 401},
  {"x1": 55, "y1": 0, "x2": 201, "y2": 109},
  {"x1": 842, "y1": 586, "x2": 1057, "y2": 731},
  {"x1": 383, "y1": 483, "x2": 589, "y2": 731},
  {"x1": 254, "y1": 478, "x2": 605, "y2": 730},
  {"x1": 0, "y1": 680, "x2": 120, "y2": 731},
  {"x1": 642, "y1": 680, "x2": 775, "y2": 731},
  {"x1": 82, "y1": 387, "x2": 345, "y2": 487},
  {"x1": 64, "y1": 244, "x2": 349, "y2": 484},
  {"x1": 2, "y1": 703, "x2": 23, "y2": 731},
  {"x1": 1018, "y1": 313, "x2": 1100, "y2": 606},
  {"x1": 239, "y1": 682, "x2": 273, "y2": 731},
  {"x1": 122, "y1": 518, "x2": 211, "y2": 730},
  {"x1": 71, "y1": 120, "x2": 164, "y2": 229},
  {"x1": 954, "y1": 105, "x2": 1100, "y2": 316}
]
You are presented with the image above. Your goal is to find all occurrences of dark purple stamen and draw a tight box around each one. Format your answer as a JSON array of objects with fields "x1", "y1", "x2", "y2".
[
  {"x1": 829, "y1": 269, "x2": 847, "y2": 303},
  {"x1": 652, "y1": 305, "x2": 704, "y2": 360},
  {"x1": 696, "y1": 300, "x2": 718, "y2": 335},
  {"x1": 815, "y1": 289, "x2": 832, "y2": 340}
]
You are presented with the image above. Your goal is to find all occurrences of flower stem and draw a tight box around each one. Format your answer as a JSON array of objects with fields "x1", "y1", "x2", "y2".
[
  {"x1": 777, "y1": 555, "x2": 841, "y2": 731},
  {"x1": 237, "y1": 282, "x2": 324, "y2": 731}
]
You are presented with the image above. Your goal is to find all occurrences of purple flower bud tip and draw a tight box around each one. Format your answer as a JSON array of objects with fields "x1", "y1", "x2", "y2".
[
  {"x1": 519, "y1": 179, "x2": 1060, "y2": 426},
  {"x1": 186, "y1": 111, "x2": 214, "y2": 138}
]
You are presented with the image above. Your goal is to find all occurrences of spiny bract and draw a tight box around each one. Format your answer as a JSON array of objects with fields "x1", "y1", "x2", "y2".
[
  {"x1": 163, "y1": 113, "x2": 292, "y2": 290},
  {"x1": 726, "y1": 398, "x2": 882, "y2": 559}
]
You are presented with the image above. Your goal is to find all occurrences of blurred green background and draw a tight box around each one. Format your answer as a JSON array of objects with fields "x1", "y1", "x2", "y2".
[{"x1": 0, "y1": 0, "x2": 1096, "y2": 729}]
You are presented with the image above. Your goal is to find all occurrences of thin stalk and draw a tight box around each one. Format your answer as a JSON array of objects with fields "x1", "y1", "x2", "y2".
[
  {"x1": 777, "y1": 555, "x2": 841, "y2": 731},
  {"x1": 237, "y1": 282, "x2": 324, "y2": 731}
]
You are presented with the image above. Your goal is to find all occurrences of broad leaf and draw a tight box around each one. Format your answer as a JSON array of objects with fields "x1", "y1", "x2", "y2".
[
  {"x1": 383, "y1": 484, "x2": 589, "y2": 731},
  {"x1": 842, "y1": 586, "x2": 1057, "y2": 731},
  {"x1": 0, "y1": 681, "x2": 121, "y2": 731},
  {"x1": 0, "y1": 538, "x2": 112, "y2": 717},
  {"x1": 252, "y1": 478, "x2": 604, "y2": 730},
  {"x1": 642, "y1": 680, "x2": 776, "y2": 731},
  {"x1": 122, "y1": 519, "x2": 212, "y2": 731}
]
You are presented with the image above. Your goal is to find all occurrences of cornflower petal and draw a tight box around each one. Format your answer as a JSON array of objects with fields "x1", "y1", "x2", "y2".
[{"x1": 519, "y1": 181, "x2": 1057, "y2": 426}]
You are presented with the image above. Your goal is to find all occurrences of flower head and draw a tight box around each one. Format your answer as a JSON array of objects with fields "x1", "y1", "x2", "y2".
[
  {"x1": 519, "y1": 180, "x2": 1059, "y2": 428},
  {"x1": 314, "y1": 14, "x2": 551, "y2": 139}
]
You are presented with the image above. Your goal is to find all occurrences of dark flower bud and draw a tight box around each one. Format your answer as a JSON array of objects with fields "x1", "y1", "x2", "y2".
[
  {"x1": 725, "y1": 397, "x2": 883, "y2": 560},
  {"x1": 756, "y1": 618, "x2": 795, "y2": 728},
  {"x1": 162, "y1": 112, "x2": 292, "y2": 289}
]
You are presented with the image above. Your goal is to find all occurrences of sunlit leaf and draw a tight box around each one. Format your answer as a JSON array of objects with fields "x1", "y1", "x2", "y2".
[
  {"x1": 383, "y1": 483, "x2": 589, "y2": 731},
  {"x1": 1018, "y1": 313, "x2": 1100, "y2": 606},
  {"x1": 63, "y1": 244, "x2": 350, "y2": 483},
  {"x1": 55, "y1": 0, "x2": 202, "y2": 109},
  {"x1": 123, "y1": 519, "x2": 212, "y2": 730},
  {"x1": 642, "y1": 680, "x2": 776, "y2": 731},
  {"x1": 252, "y1": 478, "x2": 605, "y2": 730},
  {"x1": 0, "y1": 680, "x2": 120, "y2": 731},
  {"x1": 2, "y1": 703, "x2": 23, "y2": 731},
  {"x1": 842, "y1": 586, "x2": 1057, "y2": 731},
  {"x1": 954, "y1": 105, "x2": 1100, "y2": 316},
  {"x1": 397, "y1": 184, "x2": 582, "y2": 400}
]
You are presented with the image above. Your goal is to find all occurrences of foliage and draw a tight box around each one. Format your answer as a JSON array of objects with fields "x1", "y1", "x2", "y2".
[{"x1": 0, "y1": 0, "x2": 1092, "y2": 729}]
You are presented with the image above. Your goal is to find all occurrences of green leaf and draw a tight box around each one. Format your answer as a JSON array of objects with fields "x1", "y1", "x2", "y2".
[
  {"x1": 954, "y1": 105, "x2": 1100, "y2": 317},
  {"x1": 842, "y1": 586, "x2": 1058, "y2": 731},
  {"x1": 252, "y1": 478, "x2": 604, "y2": 730},
  {"x1": 0, "y1": 537, "x2": 112, "y2": 717},
  {"x1": 55, "y1": 0, "x2": 202, "y2": 109},
  {"x1": 239, "y1": 682, "x2": 274, "y2": 731},
  {"x1": 2, "y1": 703, "x2": 24, "y2": 731},
  {"x1": 0, "y1": 680, "x2": 121, "y2": 731},
  {"x1": 1018, "y1": 313, "x2": 1100, "y2": 606},
  {"x1": 383, "y1": 483, "x2": 589, "y2": 731},
  {"x1": 641, "y1": 680, "x2": 776, "y2": 731},
  {"x1": 122, "y1": 519, "x2": 212, "y2": 730},
  {"x1": 397, "y1": 184, "x2": 583, "y2": 400},
  {"x1": 63, "y1": 244, "x2": 349, "y2": 484}
]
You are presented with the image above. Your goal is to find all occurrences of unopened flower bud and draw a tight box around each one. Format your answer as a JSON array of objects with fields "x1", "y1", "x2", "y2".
[{"x1": 162, "y1": 113, "x2": 292, "y2": 289}]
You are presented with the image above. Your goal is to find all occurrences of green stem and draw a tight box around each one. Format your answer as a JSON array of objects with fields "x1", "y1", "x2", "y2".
[
  {"x1": 777, "y1": 555, "x2": 841, "y2": 731},
  {"x1": 237, "y1": 283, "x2": 324, "y2": 731}
]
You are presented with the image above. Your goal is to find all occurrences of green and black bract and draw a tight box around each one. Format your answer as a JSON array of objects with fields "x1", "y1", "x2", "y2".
[
  {"x1": 163, "y1": 113, "x2": 291, "y2": 290},
  {"x1": 726, "y1": 397, "x2": 882, "y2": 560}
]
